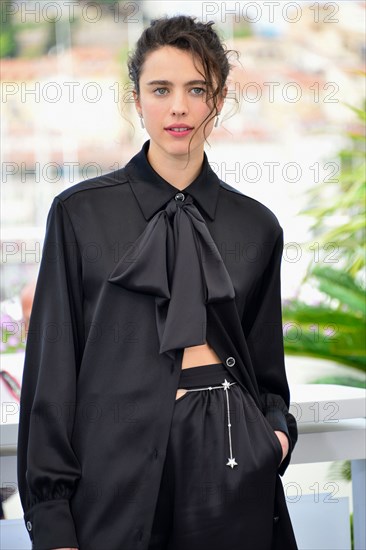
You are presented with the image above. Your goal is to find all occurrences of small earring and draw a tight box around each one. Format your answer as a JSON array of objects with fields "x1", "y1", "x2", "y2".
[
  {"x1": 214, "y1": 113, "x2": 221, "y2": 128},
  {"x1": 139, "y1": 114, "x2": 145, "y2": 129}
]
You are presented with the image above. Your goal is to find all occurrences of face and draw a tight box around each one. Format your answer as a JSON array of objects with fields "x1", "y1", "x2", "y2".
[{"x1": 133, "y1": 45, "x2": 226, "y2": 159}]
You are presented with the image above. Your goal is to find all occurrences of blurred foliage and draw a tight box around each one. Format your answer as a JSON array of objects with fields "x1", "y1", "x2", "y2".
[
  {"x1": 0, "y1": 2, "x2": 17, "y2": 58},
  {"x1": 283, "y1": 94, "x2": 366, "y2": 492},
  {"x1": 232, "y1": 23, "x2": 253, "y2": 39},
  {"x1": 301, "y1": 101, "x2": 366, "y2": 278},
  {"x1": 350, "y1": 513, "x2": 354, "y2": 550},
  {"x1": 328, "y1": 459, "x2": 352, "y2": 482},
  {"x1": 311, "y1": 375, "x2": 365, "y2": 388},
  {"x1": 283, "y1": 95, "x2": 366, "y2": 382},
  {"x1": 0, "y1": 311, "x2": 25, "y2": 353},
  {"x1": 44, "y1": 17, "x2": 58, "y2": 54},
  {"x1": 283, "y1": 265, "x2": 365, "y2": 372}
]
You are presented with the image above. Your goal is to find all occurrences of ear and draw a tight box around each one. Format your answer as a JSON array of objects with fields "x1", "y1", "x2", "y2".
[
  {"x1": 132, "y1": 89, "x2": 142, "y2": 116},
  {"x1": 217, "y1": 85, "x2": 228, "y2": 113}
]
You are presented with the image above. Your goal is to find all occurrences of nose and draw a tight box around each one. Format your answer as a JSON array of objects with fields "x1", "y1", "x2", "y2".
[{"x1": 169, "y1": 90, "x2": 188, "y2": 116}]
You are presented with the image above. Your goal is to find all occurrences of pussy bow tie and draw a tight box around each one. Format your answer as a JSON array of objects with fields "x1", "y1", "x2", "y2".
[{"x1": 108, "y1": 193, "x2": 235, "y2": 359}]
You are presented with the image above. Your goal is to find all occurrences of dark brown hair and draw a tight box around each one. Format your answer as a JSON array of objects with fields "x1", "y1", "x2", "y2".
[{"x1": 127, "y1": 14, "x2": 240, "y2": 165}]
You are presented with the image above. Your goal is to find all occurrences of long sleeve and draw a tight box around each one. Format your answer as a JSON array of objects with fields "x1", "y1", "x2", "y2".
[
  {"x1": 17, "y1": 196, "x2": 84, "y2": 549},
  {"x1": 242, "y1": 226, "x2": 298, "y2": 475}
]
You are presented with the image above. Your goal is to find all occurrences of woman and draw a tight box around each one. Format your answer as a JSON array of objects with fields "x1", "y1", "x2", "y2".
[{"x1": 17, "y1": 15, "x2": 298, "y2": 550}]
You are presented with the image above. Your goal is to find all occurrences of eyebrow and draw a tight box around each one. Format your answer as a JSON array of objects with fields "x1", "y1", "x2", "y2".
[{"x1": 145, "y1": 79, "x2": 208, "y2": 87}]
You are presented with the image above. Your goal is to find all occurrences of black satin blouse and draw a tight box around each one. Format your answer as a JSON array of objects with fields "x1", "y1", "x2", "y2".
[
  {"x1": 17, "y1": 139, "x2": 298, "y2": 550},
  {"x1": 109, "y1": 152, "x2": 236, "y2": 360}
]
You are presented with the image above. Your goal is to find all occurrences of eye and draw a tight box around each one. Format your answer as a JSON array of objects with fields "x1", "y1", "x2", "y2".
[
  {"x1": 153, "y1": 88, "x2": 168, "y2": 96},
  {"x1": 191, "y1": 87, "x2": 206, "y2": 95}
]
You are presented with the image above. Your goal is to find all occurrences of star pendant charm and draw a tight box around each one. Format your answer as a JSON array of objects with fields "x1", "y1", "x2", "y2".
[
  {"x1": 226, "y1": 457, "x2": 238, "y2": 468},
  {"x1": 222, "y1": 379, "x2": 232, "y2": 391}
]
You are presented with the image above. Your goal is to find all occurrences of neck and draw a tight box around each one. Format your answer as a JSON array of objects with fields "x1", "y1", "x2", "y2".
[{"x1": 147, "y1": 140, "x2": 204, "y2": 191}]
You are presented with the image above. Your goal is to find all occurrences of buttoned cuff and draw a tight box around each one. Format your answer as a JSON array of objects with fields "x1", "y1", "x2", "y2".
[
  {"x1": 265, "y1": 406, "x2": 289, "y2": 436},
  {"x1": 24, "y1": 499, "x2": 79, "y2": 550}
]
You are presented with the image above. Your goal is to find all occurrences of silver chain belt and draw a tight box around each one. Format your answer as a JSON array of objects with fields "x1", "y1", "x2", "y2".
[{"x1": 182, "y1": 379, "x2": 238, "y2": 469}]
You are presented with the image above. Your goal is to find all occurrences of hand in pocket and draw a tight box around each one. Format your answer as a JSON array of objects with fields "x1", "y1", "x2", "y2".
[{"x1": 274, "y1": 430, "x2": 289, "y2": 464}]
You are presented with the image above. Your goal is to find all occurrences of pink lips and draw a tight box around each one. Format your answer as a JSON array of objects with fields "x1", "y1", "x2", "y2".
[{"x1": 165, "y1": 125, "x2": 193, "y2": 137}]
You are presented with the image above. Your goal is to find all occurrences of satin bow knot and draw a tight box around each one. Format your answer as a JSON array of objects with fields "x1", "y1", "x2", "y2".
[{"x1": 108, "y1": 193, "x2": 235, "y2": 359}]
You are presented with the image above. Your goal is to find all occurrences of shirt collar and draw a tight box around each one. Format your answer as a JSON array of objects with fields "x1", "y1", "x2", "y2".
[{"x1": 124, "y1": 139, "x2": 220, "y2": 221}]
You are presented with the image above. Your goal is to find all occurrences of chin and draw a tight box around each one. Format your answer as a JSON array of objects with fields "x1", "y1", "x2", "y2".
[
  {"x1": 165, "y1": 134, "x2": 201, "y2": 149},
  {"x1": 162, "y1": 138, "x2": 191, "y2": 152}
]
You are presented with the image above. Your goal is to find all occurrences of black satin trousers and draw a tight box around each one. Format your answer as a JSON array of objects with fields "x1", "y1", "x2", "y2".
[{"x1": 148, "y1": 363, "x2": 283, "y2": 550}]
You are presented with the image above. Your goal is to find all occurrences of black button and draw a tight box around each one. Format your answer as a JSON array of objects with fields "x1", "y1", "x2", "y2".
[
  {"x1": 174, "y1": 192, "x2": 185, "y2": 201},
  {"x1": 136, "y1": 528, "x2": 144, "y2": 541},
  {"x1": 226, "y1": 357, "x2": 235, "y2": 367},
  {"x1": 153, "y1": 448, "x2": 158, "y2": 459},
  {"x1": 26, "y1": 521, "x2": 32, "y2": 531},
  {"x1": 273, "y1": 516, "x2": 280, "y2": 523}
]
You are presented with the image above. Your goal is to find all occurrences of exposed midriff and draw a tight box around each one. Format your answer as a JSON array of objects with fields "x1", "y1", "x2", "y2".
[
  {"x1": 181, "y1": 341, "x2": 221, "y2": 369},
  {"x1": 176, "y1": 341, "x2": 222, "y2": 400}
]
